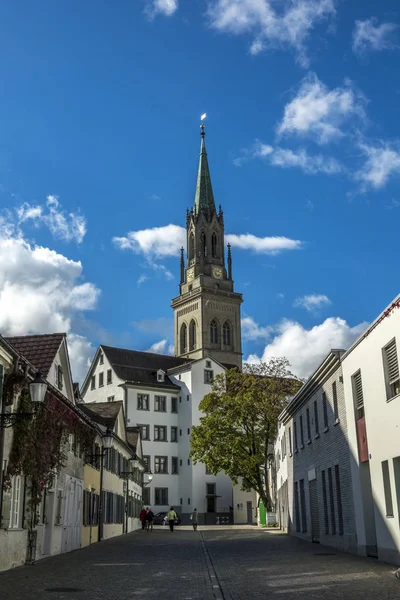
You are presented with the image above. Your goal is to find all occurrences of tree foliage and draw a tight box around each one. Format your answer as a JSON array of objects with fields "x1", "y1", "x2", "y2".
[{"x1": 190, "y1": 359, "x2": 302, "y2": 511}]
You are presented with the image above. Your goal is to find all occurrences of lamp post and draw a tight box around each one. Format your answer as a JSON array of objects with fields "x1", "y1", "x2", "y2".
[
  {"x1": 94, "y1": 429, "x2": 113, "y2": 543},
  {"x1": 0, "y1": 370, "x2": 48, "y2": 528}
]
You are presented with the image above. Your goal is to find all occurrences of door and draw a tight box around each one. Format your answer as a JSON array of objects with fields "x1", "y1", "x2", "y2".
[
  {"x1": 62, "y1": 476, "x2": 83, "y2": 553},
  {"x1": 246, "y1": 501, "x2": 253, "y2": 524},
  {"x1": 42, "y1": 490, "x2": 55, "y2": 556},
  {"x1": 309, "y1": 479, "x2": 320, "y2": 543}
]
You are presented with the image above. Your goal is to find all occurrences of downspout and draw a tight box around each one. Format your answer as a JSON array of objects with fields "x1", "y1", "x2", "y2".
[
  {"x1": 0, "y1": 364, "x2": 5, "y2": 527},
  {"x1": 98, "y1": 452, "x2": 104, "y2": 542}
]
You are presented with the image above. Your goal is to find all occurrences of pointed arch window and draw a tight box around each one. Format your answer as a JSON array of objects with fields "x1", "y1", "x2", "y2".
[
  {"x1": 211, "y1": 233, "x2": 218, "y2": 258},
  {"x1": 223, "y1": 321, "x2": 231, "y2": 346},
  {"x1": 189, "y1": 233, "x2": 195, "y2": 261},
  {"x1": 180, "y1": 323, "x2": 188, "y2": 354},
  {"x1": 200, "y1": 232, "x2": 207, "y2": 257},
  {"x1": 189, "y1": 320, "x2": 197, "y2": 351},
  {"x1": 210, "y1": 320, "x2": 218, "y2": 345}
]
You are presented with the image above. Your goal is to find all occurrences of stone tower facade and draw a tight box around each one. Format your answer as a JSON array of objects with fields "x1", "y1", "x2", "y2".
[{"x1": 171, "y1": 125, "x2": 243, "y2": 368}]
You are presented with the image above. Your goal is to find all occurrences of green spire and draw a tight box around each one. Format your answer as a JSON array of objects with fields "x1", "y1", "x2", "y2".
[{"x1": 194, "y1": 125, "x2": 216, "y2": 215}]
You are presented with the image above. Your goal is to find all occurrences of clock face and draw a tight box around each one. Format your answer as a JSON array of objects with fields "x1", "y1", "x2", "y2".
[
  {"x1": 187, "y1": 268, "x2": 194, "y2": 282},
  {"x1": 212, "y1": 266, "x2": 223, "y2": 279}
]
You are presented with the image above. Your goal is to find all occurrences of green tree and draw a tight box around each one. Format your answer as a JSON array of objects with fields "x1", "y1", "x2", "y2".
[{"x1": 190, "y1": 359, "x2": 301, "y2": 511}]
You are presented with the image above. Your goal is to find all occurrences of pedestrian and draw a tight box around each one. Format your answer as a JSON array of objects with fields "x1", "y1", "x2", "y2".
[
  {"x1": 139, "y1": 506, "x2": 148, "y2": 530},
  {"x1": 146, "y1": 508, "x2": 154, "y2": 532},
  {"x1": 190, "y1": 508, "x2": 198, "y2": 531},
  {"x1": 168, "y1": 506, "x2": 177, "y2": 532}
]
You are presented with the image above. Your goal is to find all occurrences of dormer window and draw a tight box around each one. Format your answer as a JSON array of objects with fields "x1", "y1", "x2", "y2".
[{"x1": 157, "y1": 369, "x2": 165, "y2": 383}]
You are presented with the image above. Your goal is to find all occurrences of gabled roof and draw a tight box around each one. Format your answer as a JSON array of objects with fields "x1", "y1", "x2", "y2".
[
  {"x1": 100, "y1": 345, "x2": 192, "y2": 390},
  {"x1": 80, "y1": 401, "x2": 123, "y2": 429},
  {"x1": 5, "y1": 333, "x2": 65, "y2": 377},
  {"x1": 126, "y1": 427, "x2": 140, "y2": 450}
]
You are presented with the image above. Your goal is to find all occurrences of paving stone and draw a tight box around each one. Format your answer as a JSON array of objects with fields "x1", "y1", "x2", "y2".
[{"x1": 0, "y1": 526, "x2": 399, "y2": 600}]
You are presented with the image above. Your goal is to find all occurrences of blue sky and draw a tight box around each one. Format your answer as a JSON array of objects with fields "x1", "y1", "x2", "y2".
[{"x1": 0, "y1": 0, "x2": 399, "y2": 381}]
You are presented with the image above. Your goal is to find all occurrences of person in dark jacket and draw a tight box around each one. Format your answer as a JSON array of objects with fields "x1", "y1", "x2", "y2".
[
  {"x1": 139, "y1": 507, "x2": 148, "y2": 530},
  {"x1": 146, "y1": 508, "x2": 154, "y2": 532}
]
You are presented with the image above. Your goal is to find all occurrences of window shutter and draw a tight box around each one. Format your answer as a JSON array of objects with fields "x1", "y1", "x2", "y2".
[
  {"x1": 354, "y1": 371, "x2": 364, "y2": 410},
  {"x1": 385, "y1": 339, "x2": 399, "y2": 385}
]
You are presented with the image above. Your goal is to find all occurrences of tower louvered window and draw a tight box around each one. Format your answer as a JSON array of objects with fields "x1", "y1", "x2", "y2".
[
  {"x1": 210, "y1": 320, "x2": 218, "y2": 344},
  {"x1": 383, "y1": 338, "x2": 400, "y2": 400},
  {"x1": 223, "y1": 321, "x2": 231, "y2": 346}
]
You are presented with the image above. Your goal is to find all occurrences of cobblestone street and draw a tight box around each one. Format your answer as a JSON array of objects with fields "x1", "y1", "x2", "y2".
[{"x1": 1, "y1": 527, "x2": 400, "y2": 600}]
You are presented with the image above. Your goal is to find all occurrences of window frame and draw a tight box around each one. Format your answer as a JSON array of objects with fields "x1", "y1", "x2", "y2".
[
  {"x1": 154, "y1": 425, "x2": 167, "y2": 442},
  {"x1": 171, "y1": 457, "x2": 178, "y2": 474},
  {"x1": 91, "y1": 375, "x2": 96, "y2": 390},
  {"x1": 204, "y1": 369, "x2": 214, "y2": 384},
  {"x1": 383, "y1": 338, "x2": 400, "y2": 401},
  {"x1": 137, "y1": 394, "x2": 150, "y2": 411},
  {"x1": 171, "y1": 426, "x2": 178, "y2": 442},
  {"x1": 10, "y1": 475, "x2": 22, "y2": 529},
  {"x1": 99, "y1": 372, "x2": 104, "y2": 387},
  {"x1": 332, "y1": 381, "x2": 339, "y2": 422},
  {"x1": 139, "y1": 424, "x2": 150, "y2": 441},
  {"x1": 107, "y1": 369, "x2": 112, "y2": 384},
  {"x1": 171, "y1": 397, "x2": 178, "y2": 413},
  {"x1": 154, "y1": 488, "x2": 168, "y2": 506},
  {"x1": 154, "y1": 395, "x2": 167, "y2": 412},
  {"x1": 154, "y1": 456, "x2": 168, "y2": 474}
]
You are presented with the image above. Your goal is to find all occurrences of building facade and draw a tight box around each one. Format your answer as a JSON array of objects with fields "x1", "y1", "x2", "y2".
[
  {"x1": 342, "y1": 295, "x2": 400, "y2": 565},
  {"x1": 279, "y1": 351, "x2": 357, "y2": 553}
]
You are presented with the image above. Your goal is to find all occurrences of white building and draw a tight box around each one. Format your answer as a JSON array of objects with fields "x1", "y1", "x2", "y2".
[
  {"x1": 275, "y1": 421, "x2": 289, "y2": 532},
  {"x1": 342, "y1": 294, "x2": 400, "y2": 565}
]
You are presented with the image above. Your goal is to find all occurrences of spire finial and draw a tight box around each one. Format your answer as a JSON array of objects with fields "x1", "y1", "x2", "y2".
[{"x1": 200, "y1": 123, "x2": 205, "y2": 139}]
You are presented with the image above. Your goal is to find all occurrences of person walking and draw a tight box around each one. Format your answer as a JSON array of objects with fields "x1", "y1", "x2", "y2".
[
  {"x1": 190, "y1": 508, "x2": 198, "y2": 531},
  {"x1": 146, "y1": 508, "x2": 154, "y2": 532},
  {"x1": 139, "y1": 507, "x2": 148, "y2": 531},
  {"x1": 168, "y1": 507, "x2": 177, "y2": 532}
]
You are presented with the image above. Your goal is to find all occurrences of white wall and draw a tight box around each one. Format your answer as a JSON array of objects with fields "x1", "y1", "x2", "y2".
[
  {"x1": 342, "y1": 298, "x2": 400, "y2": 563},
  {"x1": 82, "y1": 350, "x2": 124, "y2": 405},
  {"x1": 48, "y1": 339, "x2": 75, "y2": 403},
  {"x1": 233, "y1": 483, "x2": 257, "y2": 524}
]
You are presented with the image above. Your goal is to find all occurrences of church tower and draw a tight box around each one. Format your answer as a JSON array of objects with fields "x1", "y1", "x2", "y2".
[{"x1": 171, "y1": 125, "x2": 243, "y2": 368}]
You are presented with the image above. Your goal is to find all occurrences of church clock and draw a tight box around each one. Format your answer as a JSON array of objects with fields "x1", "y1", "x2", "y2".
[{"x1": 212, "y1": 266, "x2": 223, "y2": 279}]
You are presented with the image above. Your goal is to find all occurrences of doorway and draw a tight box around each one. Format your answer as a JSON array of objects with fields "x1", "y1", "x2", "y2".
[
  {"x1": 309, "y1": 479, "x2": 320, "y2": 543},
  {"x1": 246, "y1": 501, "x2": 253, "y2": 524}
]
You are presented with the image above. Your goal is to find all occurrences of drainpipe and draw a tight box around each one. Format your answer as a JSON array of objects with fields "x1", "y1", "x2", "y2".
[
  {"x1": 0, "y1": 364, "x2": 6, "y2": 527},
  {"x1": 98, "y1": 452, "x2": 104, "y2": 542}
]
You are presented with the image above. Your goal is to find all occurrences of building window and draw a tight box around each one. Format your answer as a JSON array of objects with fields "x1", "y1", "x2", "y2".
[
  {"x1": 142, "y1": 487, "x2": 150, "y2": 505},
  {"x1": 142, "y1": 455, "x2": 150, "y2": 471},
  {"x1": 91, "y1": 375, "x2": 95, "y2": 390},
  {"x1": 170, "y1": 398, "x2": 178, "y2": 415},
  {"x1": 300, "y1": 479, "x2": 307, "y2": 533},
  {"x1": 187, "y1": 394, "x2": 190, "y2": 401},
  {"x1": 322, "y1": 470, "x2": 329, "y2": 534},
  {"x1": 204, "y1": 370, "x2": 214, "y2": 384},
  {"x1": 322, "y1": 392, "x2": 329, "y2": 430},
  {"x1": 137, "y1": 394, "x2": 149, "y2": 411},
  {"x1": 200, "y1": 232, "x2": 207, "y2": 257},
  {"x1": 180, "y1": 323, "x2": 188, "y2": 354},
  {"x1": 172, "y1": 457, "x2": 178, "y2": 474},
  {"x1": 188, "y1": 498, "x2": 191, "y2": 505},
  {"x1": 223, "y1": 321, "x2": 231, "y2": 346},
  {"x1": 299, "y1": 415, "x2": 304, "y2": 448},
  {"x1": 205, "y1": 465, "x2": 212, "y2": 475},
  {"x1": 99, "y1": 352, "x2": 104, "y2": 365},
  {"x1": 187, "y1": 459, "x2": 190, "y2": 465},
  {"x1": 314, "y1": 401, "x2": 319, "y2": 437},
  {"x1": 107, "y1": 396, "x2": 114, "y2": 403},
  {"x1": 154, "y1": 456, "x2": 168, "y2": 474},
  {"x1": 187, "y1": 428, "x2": 190, "y2": 435},
  {"x1": 335, "y1": 465, "x2": 344, "y2": 534},
  {"x1": 211, "y1": 232, "x2": 217, "y2": 258},
  {"x1": 99, "y1": 372, "x2": 104, "y2": 387},
  {"x1": 210, "y1": 320, "x2": 218, "y2": 345},
  {"x1": 139, "y1": 425, "x2": 150, "y2": 441},
  {"x1": 171, "y1": 426, "x2": 178, "y2": 442},
  {"x1": 180, "y1": 459, "x2": 182, "y2": 466},
  {"x1": 352, "y1": 370, "x2": 364, "y2": 419},
  {"x1": 56, "y1": 365, "x2": 63, "y2": 391},
  {"x1": 328, "y1": 467, "x2": 336, "y2": 535},
  {"x1": 382, "y1": 460, "x2": 394, "y2": 517},
  {"x1": 306, "y1": 408, "x2": 311, "y2": 442},
  {"x1": 294, "y1": 481, "x2": 300, "y2": 532},
  {"x1": 294, "y1": 421, "x2": 298, "y2": 452},
  {"x1": 154, "y1": 426, "x2": 167, "y2": 441},
  {"x1": 107, "y1": 369, "x2": 112, "y2": 384},
  {"x1": 10, "y1": 475, "x2": 22, "y2": 529},
  {"x1": 332, "y1": 381, "x2": 339, "y2": 421},
  {"x1": 207, "y1": 483, "x2": 216, "y2": 513},
  {"x1": 288, "y1": 426, "x2": 292, "y2": 455},
  {"x1": 179, "y1": 429, "x2": 182, "y2": 436},
  {"x1": 155, "y1": 396, "x2": 166, "y2": 412},
  {"x1": 155, "y1": 488, "x2": 168, "y2": 506},
  {"x1": 189, "y1": 320, "x2": 197, "y2": 351},
  {"x1": 206, "y1": 360, "x2": 212, "y2": 368},
  {"x1": 383, "y1": 338, "x2": 400, "y2": 400}
]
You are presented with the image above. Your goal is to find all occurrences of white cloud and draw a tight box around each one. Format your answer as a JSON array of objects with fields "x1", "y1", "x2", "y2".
[
  {"x1": 247, "y1": 317, "x2": 367, "y2": 379},
  {"x1": 14, "y1": 195, "x2": 86, "y2": 243},
  {"x1": 353, "y1": 18, "x2": 399, "y2": 56},
  {"x1": 144, "y1": 0, "x2": 178, "y2": 19},
  {"x1": 355, "y1": 141, "x2": 400, "y2": 190},
  {"x1": 146, "y1": 339, "x2": 174, "y2": 355},
  {"x1": 206, "y1": 0, "x2": 336, "y2": 67},
  {"x1": 137, "y1": 274, "x2": 148, "y2": 286},
  {"x1": 226, "y1": 233, "x2": 302, "y2": 254},
  {"x1": 277, "y1": 73, "x2": 366, "y2": 144},
  {"x1": 294, "y1": 293, "x2": 331, "y2": 312},
  {"x1": 113, "y1": 224, "x2": 185, "y2": 258},
  {"x1": 241, "y1": 316, "x2": 271, "y2": 341},
  {"x1": 235, "y1": 140, "x2": 343, "y2": 175},
  {"x1": 67, "y1": 333, "x2": 95, "y2": 384},
  {"x1": 0, "y1": 226, "x2": 99, "y2": 338}
]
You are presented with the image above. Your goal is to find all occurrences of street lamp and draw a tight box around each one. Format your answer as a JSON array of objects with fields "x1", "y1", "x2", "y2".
[
  {"x1": 143, "y1": 471, "x2": 153, "y2": 486},
  {"x1": 1, "y1": 371, "x2": 48, "y2": 428},
  {"x1": 94, "y1": 428, "x2": 113, "y2": 543}
]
